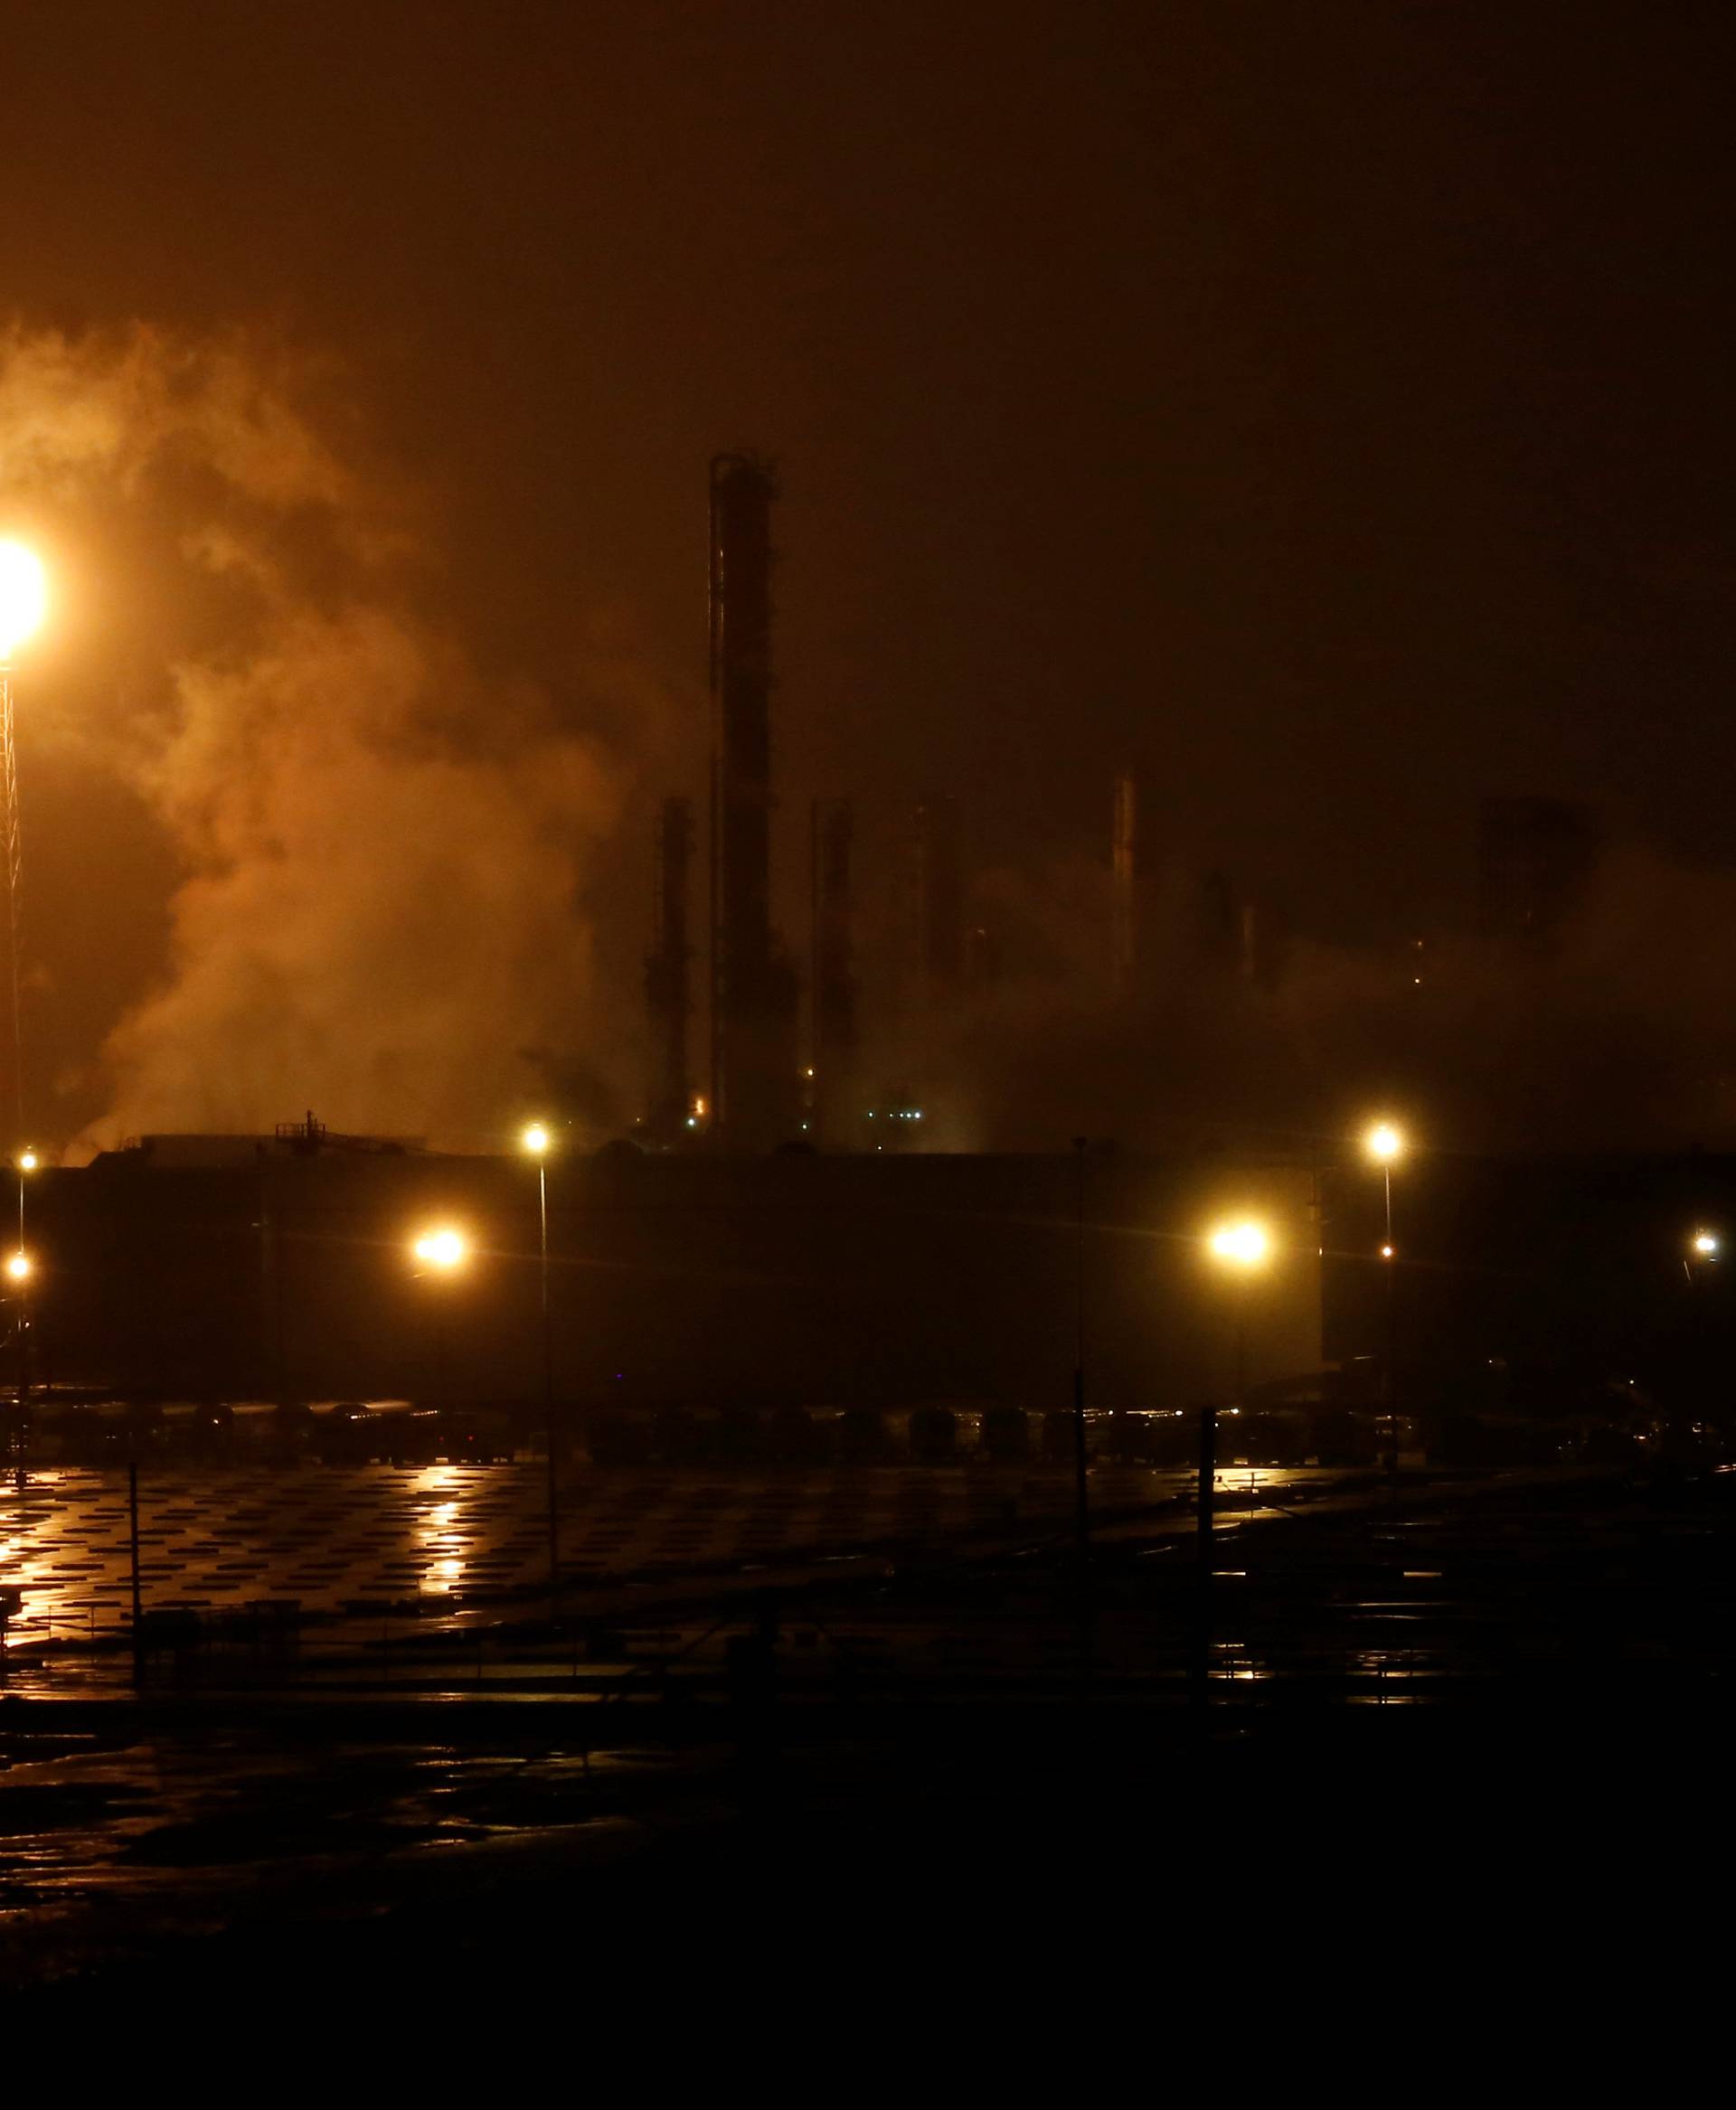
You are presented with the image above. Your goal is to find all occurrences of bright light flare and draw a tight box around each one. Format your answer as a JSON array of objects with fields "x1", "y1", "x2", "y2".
[
  {"x1": 1363, "y1": 1120, "x2": 1404, "y2": 1164},
  {"x1": 1381, "y1": 1242, "x2": 1395, "y2": 1261},
  {"x1": 520, "y1": 1122, "x2": 552, "y2": 1156},
  {"x1": 1691, "y1": 1230, "x2": 1720, "y2": 1260},
  {"x1": 16, "y1": 1149, "x2": 37, "y2": 1174},
  {"x1": 412, "y1": 1227, "x2": 470, "y2": 1273},
  {"x1": 5, "y1": 1250, "x2": 32, "y2": 1284},
  {"x1": 0, "y1": 542, "x2": 47, "y2": 659},
  {"x1": 1207, "y1": 1220, "x2": 1271, "y2": 1269}
]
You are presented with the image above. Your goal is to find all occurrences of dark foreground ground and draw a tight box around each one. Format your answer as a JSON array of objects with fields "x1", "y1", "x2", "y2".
[{"x1": 5, "y1": 1459, "x2": 1732, "y2": 2016}]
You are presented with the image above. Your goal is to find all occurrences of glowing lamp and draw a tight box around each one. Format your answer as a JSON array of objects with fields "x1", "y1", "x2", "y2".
[
  {"x1": 1363, "y1": 1121, "x2": 1404, "y2": 1165},
  {"x1": 520, "y1": 1122, "x2": 552, "y2": 1156},
  {"x1": 5, "y1": 1250, "x2": 31, "y2": 1284},
  {"x1": 1692, "y1": 1231, "x2": 1720, "y2": 1260},
  {"x1": 412, "y1": 1227, "x2": 469, "y2": 1272},
  {"x1": 0, "y1": 542, "x2": 47, "y2": 659},
  {"x1": 16, "y1": 1149, "x2": 37, "y2": 1174},
  {"x1": 1207, "y1": 1220, "x2": 1271, "y2": 1269}
]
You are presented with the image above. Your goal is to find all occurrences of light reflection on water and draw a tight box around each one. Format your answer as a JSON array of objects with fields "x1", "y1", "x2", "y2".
[
  {"x1": 0, "y1": 1464, "x2": 527, "y2": 1644},
  {"x1": 1, "y1": 1460, "x2": 1367, "y2": 1659}
]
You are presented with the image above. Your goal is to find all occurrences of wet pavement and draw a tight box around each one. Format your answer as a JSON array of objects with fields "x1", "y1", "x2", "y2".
[
  {"x1": 0, "y1": 1459, "x2": 1345, "y2": 1649},
  {"x1": 5, "y1": 1457, "x2": 1733, "y2": 2000}
]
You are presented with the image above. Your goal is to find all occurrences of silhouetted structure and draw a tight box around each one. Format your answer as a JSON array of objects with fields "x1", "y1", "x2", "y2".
[
  {"x1": 645, "y1": 796, "x2": 693, "y2": 1136},
  {"x1": 810, "y1": 797, "x2": 857, "y2": 1146},
  {"x1": 33, "y1": 1146, "x2": 1324, "y2": 1408},
  {"x1": 1477, "y1": 796, "x2": 1599, "y2": 946},
  {"x1": 708, "y1": 454, "x2": 800, "y2": 1149}
]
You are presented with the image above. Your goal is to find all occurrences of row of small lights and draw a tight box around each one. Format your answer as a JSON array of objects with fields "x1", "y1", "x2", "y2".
[
  {"x1": 1203, "y1": 1121, "x2": 1722, "y2": 1277},
  {"x1": 401, "y1": 1120, "x2": 1409, "y2": 1283},
  {"x1": 5, "y1": 1119, "x2": 1726, "y2": 1289}
]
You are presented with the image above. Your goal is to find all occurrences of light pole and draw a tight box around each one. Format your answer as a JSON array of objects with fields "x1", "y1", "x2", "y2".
[
  {"x1": 410, "y1": 1224, "x2": 471, "y2": 1419},
  {"x1": 1685, "y1": 1228, "x2": 1719, "y2": 1286},
  {"x1": 0, "y1": 543, "x2": 48, "y2": 1155},
  {"x1": 5, "y1": 1247, "x2": 30, "y2": 1472},
  {"x1": 1206, "y1": 1218, "x2": 1271, "y2": 1404},
  {"x1": 520, "y1": 1122, "x2": 559, "y2": 1615},
  {"x1": 1363, "y1": 1120, "x2": 1406, "y2": 1472},
  {"x1": 12, "y1": 1147, "x2": 35, "y2": 1449},
  {"x1": 1684, "y1": 1229, "x2": 1720, "y2": 1413}
]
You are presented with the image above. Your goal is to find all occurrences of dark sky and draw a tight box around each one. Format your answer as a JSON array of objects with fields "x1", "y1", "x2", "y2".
[{"x1": 5, "y1": 0, "x2": 1736, "y2": 1138}]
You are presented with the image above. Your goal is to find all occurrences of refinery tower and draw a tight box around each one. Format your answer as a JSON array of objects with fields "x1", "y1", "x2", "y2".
[{"x1": 707, "y1": 454, "x2": 801, "y2": 1150}]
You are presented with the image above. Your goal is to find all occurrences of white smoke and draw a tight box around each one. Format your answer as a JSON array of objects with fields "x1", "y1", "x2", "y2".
[{"x1": 0, "y1": 321, "x2": 630, "y2": 1154}]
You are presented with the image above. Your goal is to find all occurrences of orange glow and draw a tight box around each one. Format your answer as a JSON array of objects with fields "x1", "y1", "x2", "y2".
[
  {"x1": 411, "y1": 1226, "x2": 469, "y2": 1272},
  {"x1": 5, "y1": 1250, "x2": 32, "y2": 1283},
  {"x1": 0, "y1": 542, "x2": 46, "y2": 658},
  {"x1": 1207, "y1": 1220, "x2": 1270, "y2": 1269},
  {"x1": 1363, "y1": 1120, "x2": 1404, "y2": 1164}
]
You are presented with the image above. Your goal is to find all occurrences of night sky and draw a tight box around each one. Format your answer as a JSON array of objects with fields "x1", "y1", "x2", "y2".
[{"x1": 4, "y1": 1, "x2": 1734, "y2": 1150}]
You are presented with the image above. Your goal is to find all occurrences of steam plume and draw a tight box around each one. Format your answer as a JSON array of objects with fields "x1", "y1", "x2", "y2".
[{"x1": 0, "y1": 322, "x2": 623, "y2": 1154}]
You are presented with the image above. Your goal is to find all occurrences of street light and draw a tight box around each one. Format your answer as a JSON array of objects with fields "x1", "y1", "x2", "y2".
[
  {"x1": 520, "y1": 1120, "x2": 560, "y2": 1614},
  {"x1": 14, "y1": 1144, "x2": 35, "y2": 1252},
  {"x1": 5, "y1": 1247, "x2": 30, "y2": 1463},
  {"x1": 410, "y1": 1226, "x2": 470, "y2": 1478},
  {"x1": 411, "y1": 1226, "x2": 470, "y2": 1273},
  {"x1": 1684, "y1": 1228, "x2": 1722, "y2": 1298},
  {"x1": 0, "y1": 545, "x2": 46, "y2": 661},
  {"x1": 1204, "y1": 1217, "x2": 1271, "y2": 1400},
  {"x1": 1363, "y1": 1119, "x2": 1407, "y2": 1471},
  {"x1": 1363, "y1": 1120, "x2": 1404, "y2": 1246},
  {"x1": 1207, "y1": 1219, "x2": 1271, "y2": 1274},
  {"x1": 8, "y1": 1144, "x2": 35, "y2": 1449},
  {"x1": 1197, "y1": 1216, "x2": 1274, "y2": 1691}
]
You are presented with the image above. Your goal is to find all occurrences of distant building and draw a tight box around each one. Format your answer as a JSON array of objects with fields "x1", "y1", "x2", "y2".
[
  {"x1": 37, "y1": 1146, "x2": 1323, "y2": 1408},
  {"x1": 1477, "y1": 797, "x2": 1599, "y2": 946}
]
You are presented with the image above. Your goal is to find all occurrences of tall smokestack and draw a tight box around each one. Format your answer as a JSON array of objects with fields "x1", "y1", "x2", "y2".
[
  {"x1": 811, "y1": 796, "x2": 858, "y2": 1146},
  {"x1": 708, "y1": 453, "x2": 799, "y2": 1149},
  {"x1": 645, "y1": 795, "x2": 693, "y2": 1135}
]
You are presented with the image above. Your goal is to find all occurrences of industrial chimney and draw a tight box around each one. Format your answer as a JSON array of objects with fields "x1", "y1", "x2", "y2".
[{"x1": 708, "y1": 454, "x2": 800, "y2": 1149}]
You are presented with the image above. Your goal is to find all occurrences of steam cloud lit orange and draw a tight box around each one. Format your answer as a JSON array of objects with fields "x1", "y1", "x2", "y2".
[{"x1": 0, "y1": 323, "x2": 627, "y2": 1155}]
